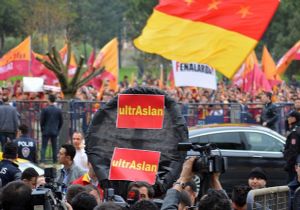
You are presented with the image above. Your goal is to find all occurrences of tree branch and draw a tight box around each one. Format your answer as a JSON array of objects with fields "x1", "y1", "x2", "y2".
[
  {"x1": 75, "y1": 67, "x2": 105, "y2": 89},
  {"x1": 70, "y1": 55, "x2": 84, "y2": 87}
]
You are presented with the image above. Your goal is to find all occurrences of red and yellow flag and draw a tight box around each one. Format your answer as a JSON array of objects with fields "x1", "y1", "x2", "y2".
[
  {"x1": 232, "y1": 51, "x2": 258, "y2": 89},
  {"x1": 261, "y1": 46, "x2": 281, "y2": 86},
  {"x1": 0, "y1": 37, "x2": 31, "y2": 80},
  {"x1": 134, "y1": 0, "x2": 279, "y2": 78},
  {"x1": 92, "y1": 38, "x2": 119, "y2": 91},
  {"x1": 59, "y1": 44, "x2": 77, "y2": 76},
  {"x1": 276, "y1": 40, "x2": 300, "y2": 75}
]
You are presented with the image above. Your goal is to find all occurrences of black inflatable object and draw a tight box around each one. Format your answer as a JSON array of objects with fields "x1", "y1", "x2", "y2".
[{"x1": 85, "y1": 86, "x2": 188, "y2": 196}]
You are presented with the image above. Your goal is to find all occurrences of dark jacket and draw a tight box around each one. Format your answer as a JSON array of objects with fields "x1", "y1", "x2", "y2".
[
  {"x1": 14, "y1": 135, "x2": 37, "y2": 163},
  {"x1": 0, "y1": 159, "x2": 22, "y2": 187},
  {"x1": 284, "y1": 125, "x2": 300, "y2": 171},
  {"x1": 288, "y1": 178, "x2": 300, "y2": 210},
  {"x1": 260, "y1": 102, "x2": 279, "y2": 130},
  {"x1": 161, "y1": 189, "x2": 181, "y2": 210},
  {"x1": 40, "y1": 104, "x2": 63, "y2": 136},
  {"x1": 0, "y1": 104, "x2": 19, "y2": 133}
]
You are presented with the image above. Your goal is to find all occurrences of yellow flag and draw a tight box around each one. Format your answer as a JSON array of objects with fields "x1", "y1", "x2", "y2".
[{"x1": 93, "y1": 38, "x2": 119, "y2": 91}]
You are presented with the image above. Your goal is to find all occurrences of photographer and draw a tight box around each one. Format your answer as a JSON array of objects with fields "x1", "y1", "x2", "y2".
[{"x1": 161, "y1": 157, "x2": 231, "y2": 210}]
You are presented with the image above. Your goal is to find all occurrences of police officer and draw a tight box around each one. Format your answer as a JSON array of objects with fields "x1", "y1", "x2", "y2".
[
  {"x1": 284, "y1": 111, "x2": 300, "y2": 182},
  {"x1": 260, "y1": 92, "x2": 279, "y2": 131},
  {"x1": 0, "y1": 142, "x2": 22, "y2": 187},
  {"x1": 14, "y1": 124, "x2": 37, "y2": 163}
]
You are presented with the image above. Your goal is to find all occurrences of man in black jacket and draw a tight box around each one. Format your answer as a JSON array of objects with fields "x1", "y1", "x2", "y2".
[
  {"x1": 260, "y1": 92, "x2": 279, "y2": 131},
  {"x1": 284, "y1": 111, "x2": 300, "y2": 182},
  {"x1": 40, "y1": 94, "x2": 63, "y2": 163},
  {"x1": 0, "y1": 142, "x2": 22, "y2": 187}
]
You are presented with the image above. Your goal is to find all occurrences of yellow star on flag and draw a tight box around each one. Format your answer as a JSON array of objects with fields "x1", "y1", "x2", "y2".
[
  {"x1": 237, "y1": 6, "x2": 252, "y2": 18},
  {"x1": 208, "y1": 0, "x2": 221, "y2": 11}
]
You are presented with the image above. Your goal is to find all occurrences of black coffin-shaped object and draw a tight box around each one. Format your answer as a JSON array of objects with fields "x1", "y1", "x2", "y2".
[{"x1": 85, "y1": 87, "x2": 188, "y2": 196}]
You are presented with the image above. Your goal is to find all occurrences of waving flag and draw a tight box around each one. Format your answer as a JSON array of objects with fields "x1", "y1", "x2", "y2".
[
  {"x1": 243, "y1": 64, "x2": 271, "y2": 96},
  {"x1": 261, "y1": 46, "x2": 281, "y2": 87},
  {"x1": 31, "y1": 52, "x2": 57, "y2": 85},
  {"x1": 92, "y1": 38, "x2": 119, "y2": 91},
  {"x1": 276, "y1": 40, "x2": 300, "y2": 75},
  {"x1": 232, "y1": 51, "x2": 258, "y2": 88},
  {"x1": 59, "y1": 44, "x2": 77, "y2": 76},
  {"x1": 296, "y1": 47, "x2": 300, "y2": 60},
  {"x1": 0, "y1": 37, "x2": 31, "y2": 80},
  {"x1": 134, "y1": 0, "x2": 280, "y2": 78}
]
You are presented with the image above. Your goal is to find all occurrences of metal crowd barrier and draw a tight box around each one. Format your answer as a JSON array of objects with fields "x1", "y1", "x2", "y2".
[
  {"x1": 246, "y1": 186, "x2": 289, "y2": 210},
  {"x1": 14, "y1": 101, "x2": 294, "y2": 143}
]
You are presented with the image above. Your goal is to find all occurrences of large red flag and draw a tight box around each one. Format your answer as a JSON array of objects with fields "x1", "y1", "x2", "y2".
[
  {"x1": 134, "y1": 0, "x2": 280, "y2": 78},
  {"x1": 0, "y1": 37, "x2": 31, "y2": 80}
]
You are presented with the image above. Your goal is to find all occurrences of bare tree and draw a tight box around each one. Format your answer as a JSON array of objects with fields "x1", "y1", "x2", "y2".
[{"x1": 37, "y1": 41, "x2": 103, "y2": 99}]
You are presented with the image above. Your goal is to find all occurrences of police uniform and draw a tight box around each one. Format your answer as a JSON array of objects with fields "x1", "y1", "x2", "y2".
[
  {"x1": 14, "y1": 135, "x2": 37, "y2": 163},
  {"x1": 284, "y1": 111, "x2": 300, "y2": 182},
  {"x1": 0, "y1": 159, "x2": 22, "y2": 187}
]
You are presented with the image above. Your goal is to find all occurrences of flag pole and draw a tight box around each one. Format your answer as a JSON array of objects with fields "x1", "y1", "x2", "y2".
[{"x1": 28, "y1": 36, "x2": 32, "y2": 76}]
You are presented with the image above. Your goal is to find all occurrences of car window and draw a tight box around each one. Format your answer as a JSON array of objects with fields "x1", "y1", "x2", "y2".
[
  {"x1": 244, "y1": 132, "x2": 284, "y2": 152},
  {"x1": 190, "y1": 135, "x2": 209, "y2": 145},
  {"x1": 208, "y1": 132, "x2": 244, "y2": 150}
]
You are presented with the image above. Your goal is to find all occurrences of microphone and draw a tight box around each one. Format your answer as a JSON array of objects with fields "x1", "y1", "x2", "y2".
[{"x1": 126, "y1": 189, "x2": 140, "y2": 205}]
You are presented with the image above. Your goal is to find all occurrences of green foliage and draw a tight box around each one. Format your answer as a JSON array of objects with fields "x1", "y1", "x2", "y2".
[
  {"x1": 1, "y1": 0, "x2": 300, "y2": 80},
  {"x1": 125, "y1": 0, "x2": 158, "y2": 39},
  {"x1": 261, "y1": 0, "x2": 300, "y2": 77},
  {"x1": 67, "y1": 0, "x2": 127, "y2": 49},
  {"x1": 0, "y1": 0, "x2": 25, "y2": 54}
]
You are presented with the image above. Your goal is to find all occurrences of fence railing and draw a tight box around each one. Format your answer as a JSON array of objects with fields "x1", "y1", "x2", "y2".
[
  {"x1": 247, "y1": 186, "x2": 289, "y2": 210},
  {"x1": 15, "y1": 100, "x2": 294, "y2": 143}
]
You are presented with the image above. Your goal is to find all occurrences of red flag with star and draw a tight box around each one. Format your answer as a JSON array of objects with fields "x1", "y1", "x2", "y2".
[{"x1": 134, "y1": 0, "x2": 280, "y2": 78}]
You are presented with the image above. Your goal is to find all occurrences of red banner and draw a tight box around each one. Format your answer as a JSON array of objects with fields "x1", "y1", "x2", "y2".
[
  {"x1": 117, "y1": 94, "x2": 165, "y2": 129},
  {"x1": 0, "y1": 37, "x2": 31, "y2": 80},
  {"x1": 109, "y1": 148, "x2": 160, "y2": 184}
]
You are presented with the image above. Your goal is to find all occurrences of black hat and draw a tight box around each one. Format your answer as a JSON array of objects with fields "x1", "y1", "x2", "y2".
[
  {"x1": 288, "y1": 111, "x2": 300, "y2": 122},
  {"x1": 3, "y1": 142, "x2": 18, "y2": 159},
  {"x1": 248, "y1": 167, "x2": 267, "y2": 181}
]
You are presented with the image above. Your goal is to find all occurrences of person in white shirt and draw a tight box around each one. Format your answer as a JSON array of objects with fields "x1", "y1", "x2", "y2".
[{"x1": 72, "y1": 131, "x2": 88, "y2": 172}]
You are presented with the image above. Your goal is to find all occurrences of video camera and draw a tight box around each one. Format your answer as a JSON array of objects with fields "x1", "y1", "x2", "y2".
[
  {"x1": 31, "y1": 167, "x2": 67, "y2": 210},
  {"x1": 178, "y1": 143, "x2": 227, "y2": 174},
  {"x1": 178, "y1": 142, "x2": 228, "y2": 196}
]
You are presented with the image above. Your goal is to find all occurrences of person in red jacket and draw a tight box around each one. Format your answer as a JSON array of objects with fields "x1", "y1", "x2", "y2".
[{"x1": 72, "y1": 162, "x2": 104, "y2": 201}]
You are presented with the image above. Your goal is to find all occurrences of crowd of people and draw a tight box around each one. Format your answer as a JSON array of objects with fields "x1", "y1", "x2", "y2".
[
  {"x1": 0, "y1": 137, "x2": 277, "y2": 210},
  {"x1": 1, "y1": 74, "x2": 300, "y2": 133},
  {"x1": 1, "y1": 75, "x2": 300, "y2": 209},
  {"x1": 0, "y1": 74, "x2": 300, "y2": 105}
]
